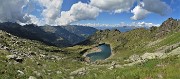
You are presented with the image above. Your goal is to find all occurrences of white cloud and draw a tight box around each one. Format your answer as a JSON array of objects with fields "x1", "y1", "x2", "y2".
[
  {"x1": 90, "y1": 0, "x2": 135, "y2": 13},
  {"x1": 0, "y1": 0, "x2": 172, "y2": 26},
  {"x1": 37, "y1": 0, "x2": 63, "y2": 25},
  {"x1": 0, "y1": 0, "x2": 63, "y2": 25},
  {"x1": 142, "y1": 0, "x2": 172, "y2": 16},
  {"x1": 130, "y1": 22, "x2": 160, "y2": 27},
  {"x1": 28, "y1": 15, "x2": 45, "y2": 26},
  {"x1": 131, "y1": 5, "x2": 150, "y2": 20},
  {"x1": 75, "y1": 22, "x2": 160, "y2": 27},
  {"x1": 131, "y1": 0, "x2": 171, "y2": 20},
  {"x1": 0, "y1": 0, "x2": 30, "y2": 23},
  {"x1": 56, "y1": 2, "x2": 101, "y2": 25}
]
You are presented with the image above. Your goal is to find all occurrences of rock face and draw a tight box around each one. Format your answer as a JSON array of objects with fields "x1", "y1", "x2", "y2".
[
  {"x1": 160, "y1": 18, "x2": 179, "y2": 30},
  {"x1": 156, "y1": 18, "x2": 180, "y2": 37}
]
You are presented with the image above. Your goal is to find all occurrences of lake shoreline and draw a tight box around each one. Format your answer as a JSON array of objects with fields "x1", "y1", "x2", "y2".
[{"x1": 83, "y1": 43, "x2": 112, "y2": 62}]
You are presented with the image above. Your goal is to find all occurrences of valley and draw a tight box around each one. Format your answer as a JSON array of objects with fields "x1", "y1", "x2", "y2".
[
  {"x1": 1, "y1": 0, "x2": 180, "y2": 79},
  {"x1": 0, "y1": 18, "x2": 180, "y2": 79}
]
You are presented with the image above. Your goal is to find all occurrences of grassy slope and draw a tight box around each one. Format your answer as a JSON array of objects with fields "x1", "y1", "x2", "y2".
[
  {"x1": 1, "y1": 28, "x2": 179, "y2": 79},
  {"x1": 82, "y1": 28, "x2": 155, "y2": 64},
  {"x1": 75, "y1": 30, "x2": 180, "y2": 79},
  {"x1": 82, "y1": 26, "x2": 180, "y2": 62},
  {"x1": 0, "y1": 19, "x2": 180, "y2": 79},
  {"x1": 77, "y1": 55, "x2": 180, "y2": 79},
  {"x1": 0, "y1": 30, "x2": 86, "y2": 79},
  {"x1": 74, "y1": 24, "x2": 180, "y2": 79}
]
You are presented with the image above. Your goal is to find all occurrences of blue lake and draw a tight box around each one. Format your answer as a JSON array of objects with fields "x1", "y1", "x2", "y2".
[{"x1": 86, "y1": 44, "x2": 112, "y2": 62}]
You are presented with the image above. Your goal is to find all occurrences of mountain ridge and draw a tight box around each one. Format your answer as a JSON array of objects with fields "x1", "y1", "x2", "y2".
[{"x1": 0, "y1": 22, "x2": 97, "y2": 47}]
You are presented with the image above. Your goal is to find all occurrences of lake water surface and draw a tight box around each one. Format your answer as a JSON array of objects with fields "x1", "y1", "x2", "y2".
[{"x1": 86, "y1": 44, "x2": 111, "y2": 62}]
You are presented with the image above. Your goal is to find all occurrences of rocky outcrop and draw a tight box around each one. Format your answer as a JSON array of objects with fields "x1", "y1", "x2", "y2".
[
  {"x1": 141, "y1": 52, "x2": 165, "y2": 60},
  {"x1": 128, "y1": 54, "x2": 141, "y2": 62},
  {"x1": 160, "y1": 18, "x2": 179, "y2": 31},
  {"x1": 124, "y1": 43, "x2": 180, "y2": 67},
  {"x1": 156, "y1": 18, "x2": 180, "y2": 37},
  {"x1": 70, "y1": 67, "x2": 88, "y2": 76}
]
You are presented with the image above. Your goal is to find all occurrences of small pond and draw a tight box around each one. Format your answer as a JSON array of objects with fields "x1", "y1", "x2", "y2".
[{"x1": 86, "y1": 44, "x2": 112, "y2": 62}]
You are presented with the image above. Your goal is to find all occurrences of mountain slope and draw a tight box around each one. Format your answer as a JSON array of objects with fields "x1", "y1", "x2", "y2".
[
  {"x1": 61, "y1": 25, "x2": 97, "y2": 38},
  {"x1": 73, "y1": 18, "x2": 180, "y2": 79},
  {"x1": 81, "y1": 18, "x2": 180, "y2": 47},
  {"x1": 154, "y1": 18, "x2": 180, "y2": 38},
  {"x1": 79, "y1": 18, "x2": 180, "y2": 62},
  {"x1": 0, "y1": 30, "x2": 88, "y2": 79},
  {"x1": 40, "y1": 26, "x2": 85, "y2": 45},
  {"x1": 0, "y1": 23, "x2": 71, "y2": 47},
  {"x1": 0, "y1": 18, "x2": 180, "y2": 79},
  {"x1": 0, "y1": 23, "x2": 97, "y2": 47}
]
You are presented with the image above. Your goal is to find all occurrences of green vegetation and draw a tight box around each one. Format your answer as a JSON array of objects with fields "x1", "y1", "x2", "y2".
[
  {"x1": 76, "y1": 55, "x2": 180, "y2": 79},
  {"x1": 0, "y1": 18, "x2": 180, "y2": 79},
  {"x1": 82, "y1": 18, "x2": 180, "y2": 64},
  {"x1": 73, "y1": 18, "x2": 180, "y2": 79},
  {"x1": 0, "y1": 30, "x2": 85, "y2": 79}
]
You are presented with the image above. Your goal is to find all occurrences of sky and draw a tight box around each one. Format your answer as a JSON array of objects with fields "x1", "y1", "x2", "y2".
[{"x1": 0, "y1": 0, "x2": 179, "y2": 27}]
